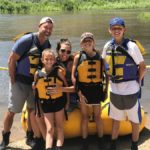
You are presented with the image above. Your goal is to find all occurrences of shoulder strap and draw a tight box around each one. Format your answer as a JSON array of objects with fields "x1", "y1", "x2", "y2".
[
  {"x1": 111, "y1": 47, "x2": 116, "y2": 76},
  {"x1": 116, "y1": 46, "x2": 136, "y2": 64},
  {"x1": 111, "y1": 38, "x2": 136, "y2": 64},
  {"x1": 18, "y1": 33, "x2": 34, "y2": 61},
  {"x1": 76, "y1": 51, "x2": 83, "y2": 67},
  {"x1": 33, "y1": 35, "x2": 51, "y2": 52},
  {"x1": 100, "y1": 57, "x2": 103, "y2": 80},
  {"x1": 75, "y1": 51, "x2": 84, "y2": 74}
]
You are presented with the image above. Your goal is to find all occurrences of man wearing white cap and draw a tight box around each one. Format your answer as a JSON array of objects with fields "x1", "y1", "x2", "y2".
[{"x1": 0, "y1": 17, "x2": 54, "y2": 150}]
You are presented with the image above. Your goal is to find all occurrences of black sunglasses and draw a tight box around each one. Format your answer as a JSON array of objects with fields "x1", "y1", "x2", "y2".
[{"x1": 60, "y1": 49, "x2": 71, "y2": 55}]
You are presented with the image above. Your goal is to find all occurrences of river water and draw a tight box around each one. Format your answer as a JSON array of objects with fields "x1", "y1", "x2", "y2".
[{"x1": 0, "y1": 9, "x2": 150, "y2": 149}]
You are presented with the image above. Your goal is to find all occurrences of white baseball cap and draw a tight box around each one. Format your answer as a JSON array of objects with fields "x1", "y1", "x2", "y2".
[{"x1": 39, "y1": 17, "x2": 54, "y2": 26}]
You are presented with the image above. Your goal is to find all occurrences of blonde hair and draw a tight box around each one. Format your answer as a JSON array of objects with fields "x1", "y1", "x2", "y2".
[{"x1": 42, "y1": 48, "x2": 56, "y2": 59}]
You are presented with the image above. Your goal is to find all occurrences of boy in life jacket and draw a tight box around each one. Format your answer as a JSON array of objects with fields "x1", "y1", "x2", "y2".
[
  {"x1": 72, "y1": 32, "x2": 108, "y2": 150},
  {"x1": 33, "y1": 49, "x2": 69, "y2": 150},
  {"x1": 102, "y1": 17, "x2": 146, "y2": 150}
]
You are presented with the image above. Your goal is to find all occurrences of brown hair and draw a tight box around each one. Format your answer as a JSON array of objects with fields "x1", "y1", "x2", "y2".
[{"x1": 56, "y1": 38, "x2": 72, "y2": 54}]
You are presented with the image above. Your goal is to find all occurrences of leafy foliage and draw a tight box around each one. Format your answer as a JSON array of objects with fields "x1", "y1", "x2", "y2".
[{"x1": 0, "y1": 0, "x2": 149, "y2": 14}]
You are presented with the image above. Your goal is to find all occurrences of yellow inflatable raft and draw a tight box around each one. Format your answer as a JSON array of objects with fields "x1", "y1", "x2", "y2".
[
  {"x1": 63, "y1": 102, "x2": 146, "y2": 138},
  {"x1": 21, "y1": 98, "x2": 146, "y2": 138}
]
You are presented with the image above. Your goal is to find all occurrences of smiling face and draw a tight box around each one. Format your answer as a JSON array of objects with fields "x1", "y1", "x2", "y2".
[
  {"x1": 109, "y1": 25, "x2": 126, "y2": 43},
  {"x1": 39, "y1": 22, "x2": 53, "y2": 38},
  {"x1": 41, "y1": 50, "x2": 56, "y2": 70},
  {"x1": 80, "y1": 37, "x2": 95, "y2": 52},
  {"x1": 58, "y1": 43, "x2": 71, "y2": 62}
]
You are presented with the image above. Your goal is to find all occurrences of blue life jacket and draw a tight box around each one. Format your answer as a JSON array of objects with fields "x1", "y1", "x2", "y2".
[{"x1": 105, "y1": 38, "x2": 138, "y2": 83}]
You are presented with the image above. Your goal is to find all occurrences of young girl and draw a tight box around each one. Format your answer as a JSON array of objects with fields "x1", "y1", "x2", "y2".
[
  {"x1": 72, "y1": 32, "x2": 108, "y2": 150},
  {"x1": 33, "y1": 49, "x2": 69, "y2": 150}
]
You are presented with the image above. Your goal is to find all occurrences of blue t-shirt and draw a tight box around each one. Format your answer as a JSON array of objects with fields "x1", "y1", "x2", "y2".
[
  {"x1": 12, "y1": 33, "x2": 33, "y2": 57},
  {"x1": 12, "y1": 33, "x2": 51, "y2": 84}
]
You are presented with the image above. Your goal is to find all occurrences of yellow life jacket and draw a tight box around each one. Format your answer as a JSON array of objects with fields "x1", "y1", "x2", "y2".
[
  {"x1": 28, "y1": 44, "x2": 41, "y2": 75},
  {"x1": 77, "y1": 51, "x2": 103, "y2": 83},
  {"x1": 36, "y1": 67, "x2": 64, "y2": 100}
]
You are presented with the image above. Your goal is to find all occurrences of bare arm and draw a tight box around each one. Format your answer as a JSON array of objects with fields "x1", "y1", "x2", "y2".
[
  {"x1": 8, "y1": 52, "x2": 20, "y2": 84},
  {"x1": 102, "y1": 59, "x2": 109, "y2": 92},
  {"x1": 58, "y1": 69, "x2": 70, "y2": 110},
  {"x1": 71, "y1": 54, "x2": 80, "y2": 86},
  {"x1": 138, "y1": 61, "x2": 146, "y2": 85},
  {"x1": 32, "y1": 71, "x2": 39, "y2": 90}
]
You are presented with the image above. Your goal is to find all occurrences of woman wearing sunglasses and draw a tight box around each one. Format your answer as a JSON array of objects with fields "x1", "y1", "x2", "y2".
[{"x1": 56, "y1": 39, "x2": 78, "y2": 112}]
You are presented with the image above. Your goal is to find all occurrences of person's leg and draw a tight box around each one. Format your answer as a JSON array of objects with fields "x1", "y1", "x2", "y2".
[
  {"x1": 27, "y1": 85, "x2": 44, "y2": 137},
  {"x1": 106, "y1": 119, "x2": 120, "y2": 150},
  {"x1": 106, "y1": 93, "x2": 126, "y2": 150},
  {"x1": 44, "y1": 113, "x2": 54, "y2": 149},
  {"x1": 30, "y1": 110, "x2": 42, "y2": 138},
  {"x1": 79, "y1": 101, "x2": 89, "y2": 150},
  {"x1": 131, "y1": 122, "x2": 139, "y2": 150},
  {"x1": 25, "y1": 107, "x2": 35, "y2": 147},
  {"x1": 25, "y1": 85, "x2": 42, "y2": 148},
  {"x1": 0, "y1": 82, "x2": 26, "y2": 149},
  {"x1": 30, "y1": 110, "x2": 46, "y2": 150},
  {"x1": 55, "y1": 108, "x2": 64, "y2": 149},
  {"x1": 35, "y1": 115, "x2": 46, "y2": 140},
  {"x1": 127, "y1": 98, "x2": 141, "y2": 150},
  {"x1": 0, "y1": 111, "x2": 15, "y2": 149},
  {"x1": 93, "y1": 105, "x2": 105, "y2": 150},
  {"x1": 127, "y1": 99, "x2": 141, "y2": 150},
  {"x1": 80, "y1": 102, "x2": 88, "y2": 139},
  {"x1": 111, "y1": 120, "x2": 120, "y2": 140},
  {"x1": 93, "y1": 105, "x2": 103, "y2": 137},
  {"x1": 3, "y1": 111, "x2": 15, "y2": 132}
]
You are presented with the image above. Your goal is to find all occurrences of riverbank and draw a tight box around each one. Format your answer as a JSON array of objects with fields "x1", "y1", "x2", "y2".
[{"x1": 0, "y1": 0, "x2": 150, "y2": 14}]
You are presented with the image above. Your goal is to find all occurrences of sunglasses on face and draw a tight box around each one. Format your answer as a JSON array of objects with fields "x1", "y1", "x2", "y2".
[
  {"x1": 60, "y1": 49, "x2": 71, "y2": 55},
  {"x1": 111, "y1": 27, "x2": 124, "y2": 31}
]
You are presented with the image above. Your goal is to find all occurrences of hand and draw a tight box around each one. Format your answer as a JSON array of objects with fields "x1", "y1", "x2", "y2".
[
  {"x1": 78, "y1": 91, "x2": 88, "y2": 104},
  {"x1": 47, "y1": 84, "x2": 62, "y2": 95},
  {"x1": 32, "y1": 82, "x2": 36, "y2": 90}
]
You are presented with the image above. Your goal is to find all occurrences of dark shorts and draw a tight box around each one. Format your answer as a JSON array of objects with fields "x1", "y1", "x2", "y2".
[
  {"x1": 79, "y1": 82, "x2": 105, "y2": 104},
  {"x1": 70, "y1": 93, "x2": 79, "y2": 104},
  {"x1": 40, "y1": 96, "x2": 66, "y2": 113}
]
